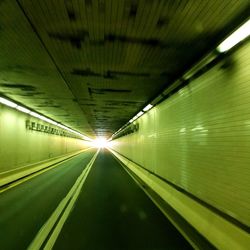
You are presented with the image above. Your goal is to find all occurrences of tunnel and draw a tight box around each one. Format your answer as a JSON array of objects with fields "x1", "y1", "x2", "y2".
[{"x1": 0, "y1": 1, "x2": 249, "y2": 249}]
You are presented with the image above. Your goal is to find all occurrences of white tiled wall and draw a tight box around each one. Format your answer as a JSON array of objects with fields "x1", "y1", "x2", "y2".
[
  {"x1": 111, "y1": 41, "x2": 250, "y2": 226},
  {"x1": 0, "y1": 105, "x2": 89, "y2": 173}
]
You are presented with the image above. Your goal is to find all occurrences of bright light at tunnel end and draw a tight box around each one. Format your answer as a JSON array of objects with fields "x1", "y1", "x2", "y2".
[{"x1": 91, "y1": 138, "x2": 110, "y2": 148}]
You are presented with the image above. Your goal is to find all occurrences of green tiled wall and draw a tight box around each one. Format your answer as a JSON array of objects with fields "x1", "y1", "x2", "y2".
[{"x1": 111, "y1": 41, "x2": 250, "y2": 227}]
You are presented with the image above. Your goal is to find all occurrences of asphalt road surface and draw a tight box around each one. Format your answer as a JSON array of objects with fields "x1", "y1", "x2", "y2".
[{"x1": 0, "y1": 149, "x2": 193, "y2": 250}]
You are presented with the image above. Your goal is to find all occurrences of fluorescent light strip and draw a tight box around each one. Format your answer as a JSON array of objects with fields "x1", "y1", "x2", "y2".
[
  {"x1": 128, "y1": 111, "x2": 144, "y2": 125},
  {"x1": 121, "y1": 20, "x2": 250, "y2": 136},
  {"x1": 39, "y1": 116, "x2": 58, "y2": 126},
  {"x1": 136, "y1": 111, "x2": 144, "y2": 117},
  {"x1": 30, "y1": 111, "x2": 42, "y2": 119},
  {"x1": 143, "y1": 104, "x2": 153, "y2": 112},
  {"x1": 0, "y1": 96, "x2": 92, "y2": 141},
  {"x1": 16, "y1": 106, "x2": 31, "y2": 114},
  {"x1": 0, "y1": 97, "x2": 18, "y2": 108},
  {"x1": 217, "y1": 19, "x2": 250, "y2": 53}
]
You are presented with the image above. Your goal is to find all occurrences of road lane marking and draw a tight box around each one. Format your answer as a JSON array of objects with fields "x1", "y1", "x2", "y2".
[
  {"x1": 0, "y1": 148, "x2": 93, "y2": 194},
  {"x1": 44, "y1": 153, "x2": 95, "y2": 249},
  {"x1": 28, "y1": 149, "x2": 99, "y2": 250}
]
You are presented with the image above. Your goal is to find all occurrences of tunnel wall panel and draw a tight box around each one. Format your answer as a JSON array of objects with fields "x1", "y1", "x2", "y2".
[
  {"x1": 110, "y1": 42, "x2": 250, "y2": 227},
  {"x1": 0, "y1": 105, "x2": 89, "y2": 173}
]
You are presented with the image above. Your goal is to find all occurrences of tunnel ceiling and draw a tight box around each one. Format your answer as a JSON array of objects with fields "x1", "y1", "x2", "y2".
[{"x1": 0, "y1": 0, "x2": 249, "y2": 138}]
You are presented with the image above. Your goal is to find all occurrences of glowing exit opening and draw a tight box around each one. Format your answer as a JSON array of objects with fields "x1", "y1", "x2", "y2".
[{"x1": 92, "y1": 138, "x2": 109, "y2": 148}]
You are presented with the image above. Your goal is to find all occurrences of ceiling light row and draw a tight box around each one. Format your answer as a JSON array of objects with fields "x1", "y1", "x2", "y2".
[
  {"x1": 129, "y1": 104, "x2": 153, "y2": 124},
  {"x1": 0, "y1": 97, "x2": 92, "y2": 141},
  {"x1": 111, "y1": 104, "x2": 154, "y2": 138},
  {"x1": 128, "y1": 19, "x2": 250, "y2": 126},
  {"x1": 217, "y1": 19, "x2": 250, "y2": 53},
  {"x1": 111, "y1": 19, "x2": 249, "y2": 140}
]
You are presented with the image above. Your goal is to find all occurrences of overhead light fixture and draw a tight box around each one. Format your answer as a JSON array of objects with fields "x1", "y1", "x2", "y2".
[
  {"x1": 83, "y1": 136, "x2": 93, "y2": 141},
  {"x1": 30, "y1": 111, "x2": 59, "y2": 126},
  {"x1": 136, "y1": 111, "x2": 144, "y2": 117},
  {"x1": 0, "y1": 97, "x2": 18, "y2": 108},
  {"x1": 30, "y1": 111, "x2": 42, "y2": 119},
  {"x1": 16, "y1": 105, "x2": 31, "y2": 114},
  {"x1": 143, "y1": 104, "x2": 153, "y2": 112},
  {"x1": 0, "y1": 96, "x2": 92, "y2": 141},
  {"x1": 128, "y1": 109, "x2": 147, "y2": 125},
  {"x1": 57, "y1": 124, "x2": 67, "y2": 130},
  {"x1": 39, "y1": 116, "x2": 58, "y2": 126},
  {"x1": 217, "y1": 19, "x2": 250, "y2": 53},
  {"x1": 49, "y1": 120, "x2": 58, "y2": 126}
]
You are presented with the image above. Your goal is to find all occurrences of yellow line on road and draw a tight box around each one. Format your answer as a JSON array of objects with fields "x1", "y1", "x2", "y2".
[{"x1": 28, "y1": 149, "x2": 99, "y2": 250}]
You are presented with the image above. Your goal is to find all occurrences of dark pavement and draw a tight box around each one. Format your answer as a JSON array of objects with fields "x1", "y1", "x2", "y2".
[
  {"x1": 0, "y1": 149, "x2": 96, "y2": 250},
  {"x1": 54, "y1": 149, "x2": 193, "y2": 250},
  {"x1": 0, "y1": 149, "x2": 193, "y2": 250}
]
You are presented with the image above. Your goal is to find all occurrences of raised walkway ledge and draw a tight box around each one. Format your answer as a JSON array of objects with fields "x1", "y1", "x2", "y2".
[
  {"x1": 0, "y1": 147, "x2": 93, "y2": 188},
  {"x1": 108, "y1": 148, "x2": 250, "y2": 250}
]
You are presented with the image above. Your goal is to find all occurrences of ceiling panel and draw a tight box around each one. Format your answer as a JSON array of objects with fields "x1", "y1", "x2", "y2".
[
  {"x1": 0, "y1": 0, "x2": 94, "y2": 135},
  {"x1": 0, "y1": 0, "x2": 249, "y2": 137}
]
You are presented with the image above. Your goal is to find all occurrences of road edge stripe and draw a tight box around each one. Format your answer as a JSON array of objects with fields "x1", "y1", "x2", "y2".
[{"x1": 27, "y1": 149, "x2": 99, "y2": 250}]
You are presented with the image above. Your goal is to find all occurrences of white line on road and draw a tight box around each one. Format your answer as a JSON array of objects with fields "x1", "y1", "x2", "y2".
[{"x1": 28, "y1": 149, "x2": 99, "y2": 250}]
